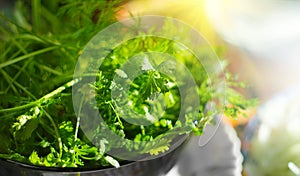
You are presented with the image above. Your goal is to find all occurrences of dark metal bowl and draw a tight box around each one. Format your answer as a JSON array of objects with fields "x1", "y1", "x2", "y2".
[{"x1": 0, "y1": 139, "x2": 186, "y2": 176}]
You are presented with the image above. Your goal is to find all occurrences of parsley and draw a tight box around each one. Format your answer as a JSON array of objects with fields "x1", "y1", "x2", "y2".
[{"x1": 0, "y1": 0, "x2": 255, "y2": 168}]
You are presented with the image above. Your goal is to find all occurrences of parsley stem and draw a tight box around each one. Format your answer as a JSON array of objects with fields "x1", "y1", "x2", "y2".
[
  {"x1": 75, "y1": 92, "x2": 85, "y2": 141},
  {"x1": 1, "y1": 69, "x2": 36, "y2": 99},
  {"x1": 36, "y1": 63, "x2": 63, "y2": 76},
  {"x1": 141, "y1": 125, "x2": 145, "y2": 136},
  {"x1": 44, "y1": 111, "x2": 63, "y2": 161},
  {"x1": 5, "y1": 57, "x2": 33, "y2": 93},
  {"x1": 32, "y1": 0, "x2": 42, "y2": 32},
  {"x1": 0, "y1": 26, "x2": 28, "y2": 55},
  {"x1": 0, "y1": 101, "x2": 38, "y2": 113},
  {"x1": 41, "y1": 79, "x2": 79, "y2": 100},
  {"x1": 0, "y1": 79, "x2": 79, "y2": 113},
  {"x1": 0, "y1": 46, "x2": 59, "y2": 69},
  {"x1": 109, "y1": 101, "x2": 124, "y2": 129},
  {"x1": 0, "y1": 69, "x2": 18, "y2": 95}
]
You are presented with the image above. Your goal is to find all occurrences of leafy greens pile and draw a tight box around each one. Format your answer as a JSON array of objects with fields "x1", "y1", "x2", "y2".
[{"x1": 0, "y1": 0, "x2": 255, "y2": 168}]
